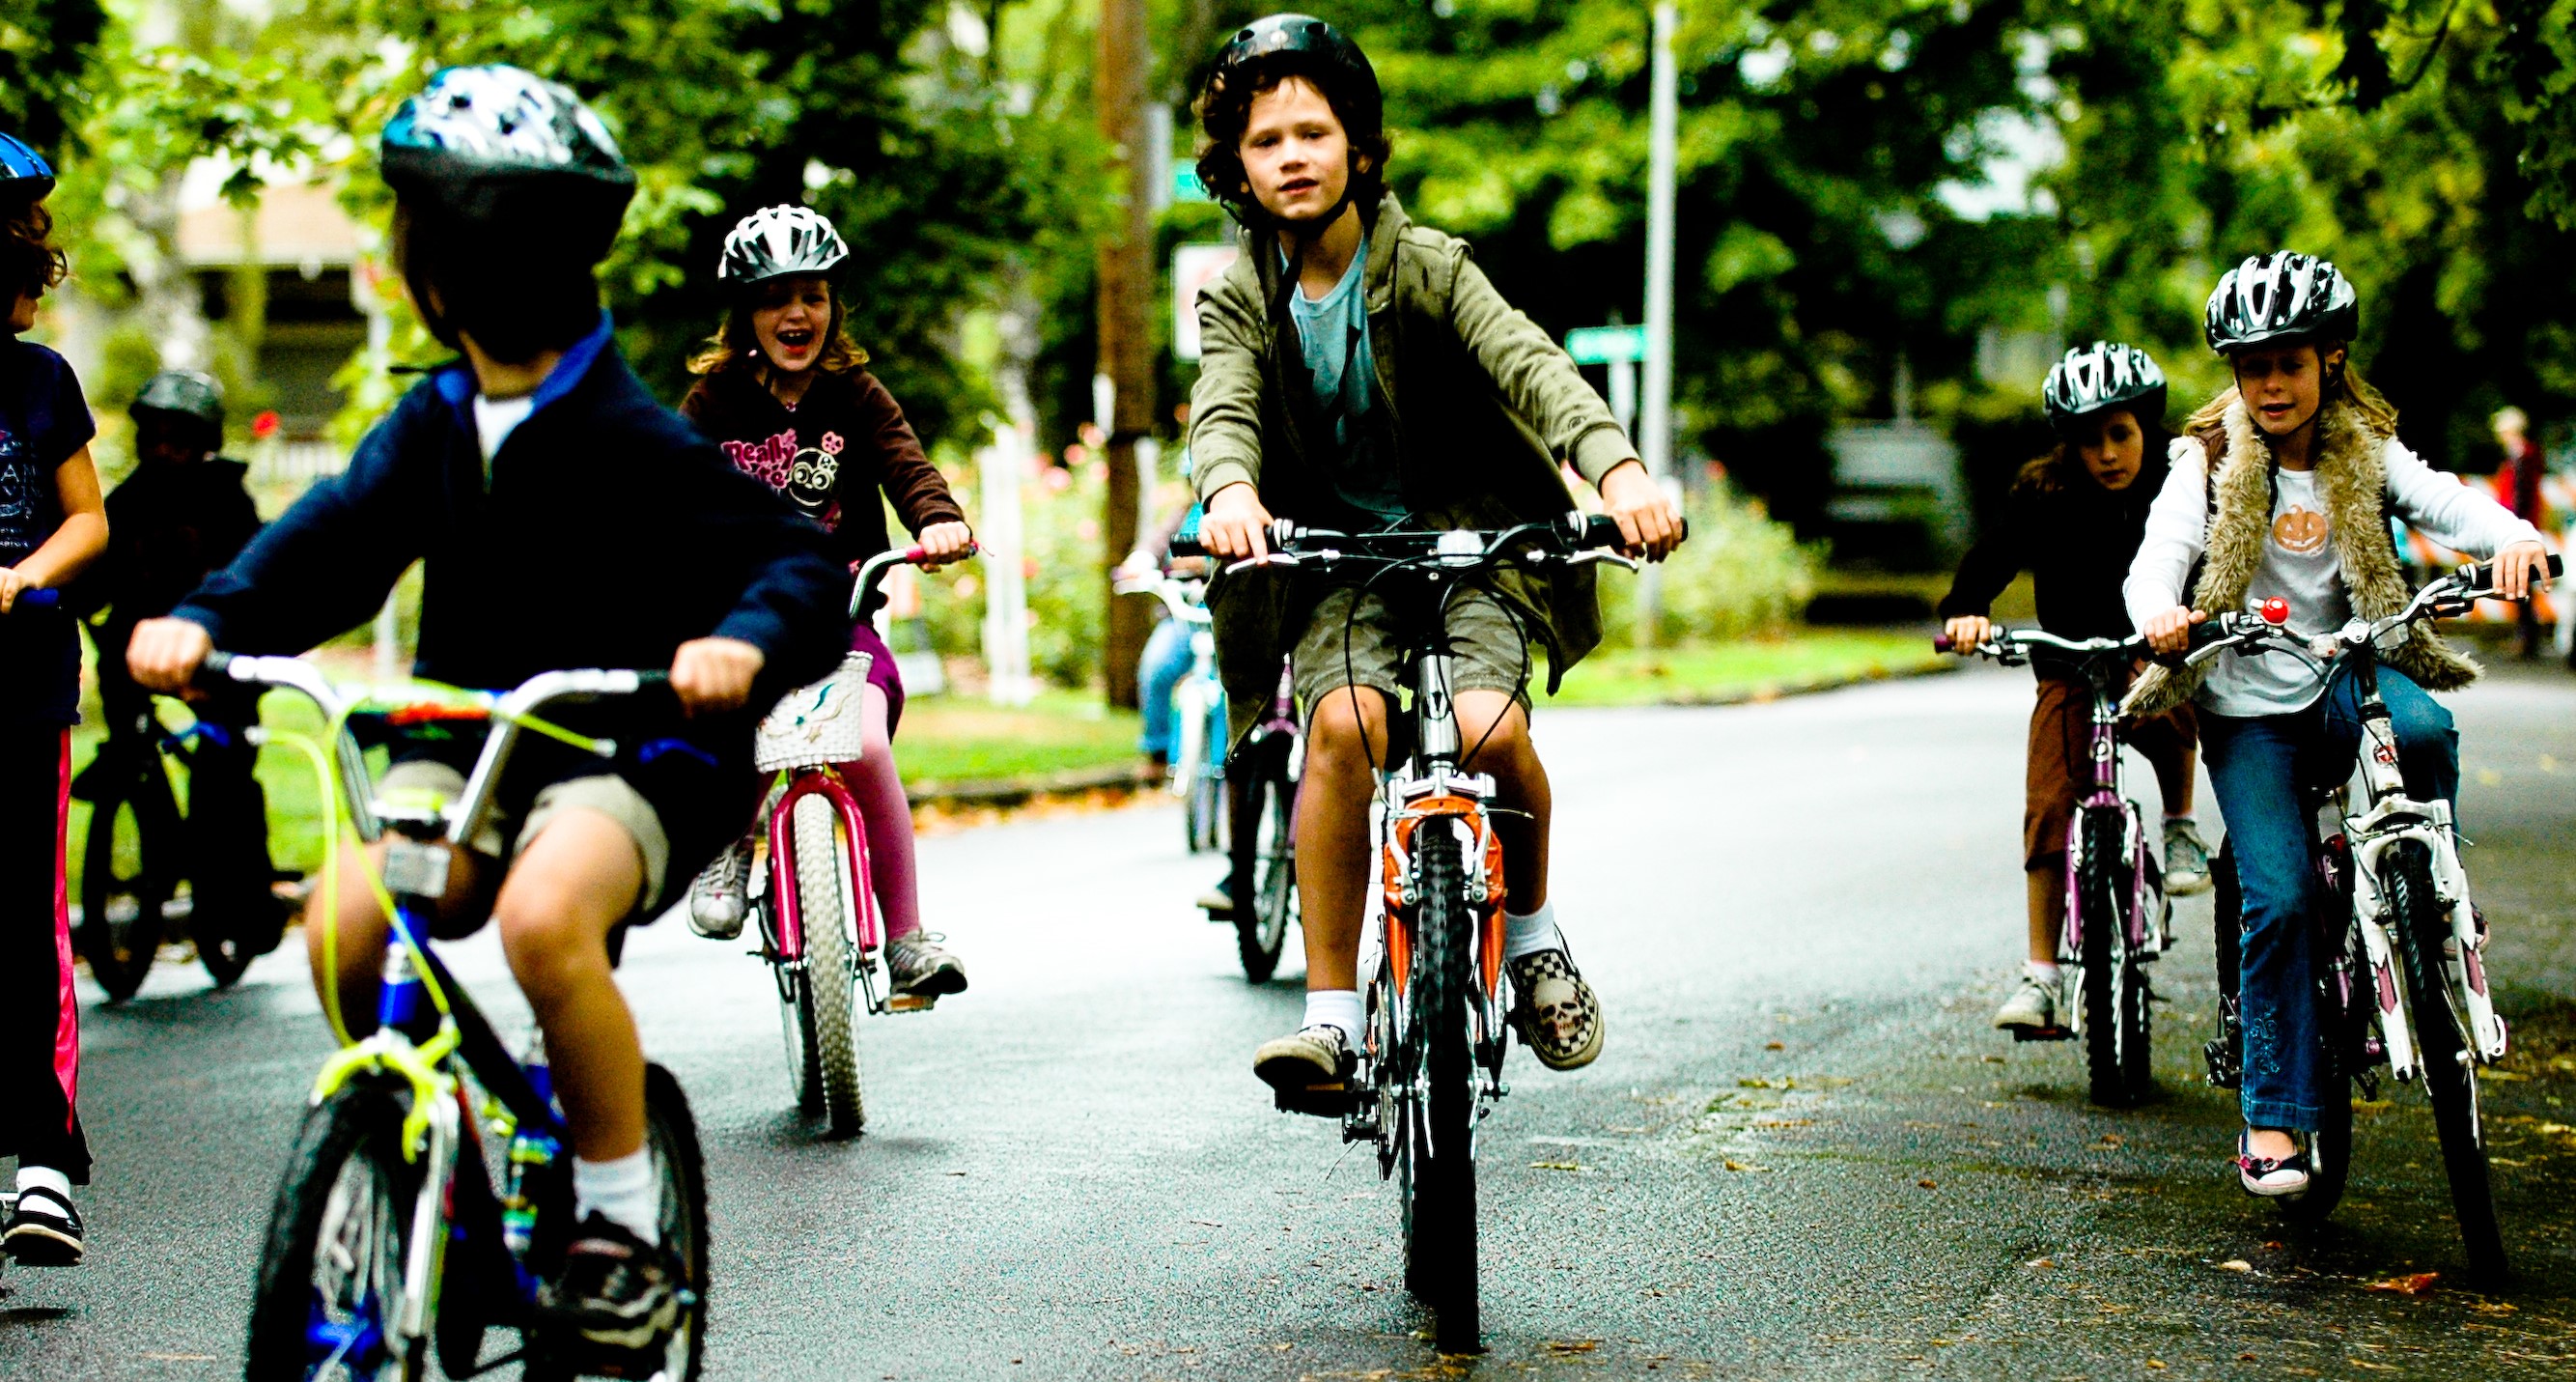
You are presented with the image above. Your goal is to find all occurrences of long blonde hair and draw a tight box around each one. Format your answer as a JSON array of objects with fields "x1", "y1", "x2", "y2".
[
  {"x1": 2186, "y1": 343, "x2": 2400, "y2": 438},
  {"x1": 686, "y1": 280, "x2": 871, "y2": 380}
]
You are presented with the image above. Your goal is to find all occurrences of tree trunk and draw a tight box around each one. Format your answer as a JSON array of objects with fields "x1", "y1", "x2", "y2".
[{"x1": 1095, "y1": 0, "x2": 1155, "y2": 709}]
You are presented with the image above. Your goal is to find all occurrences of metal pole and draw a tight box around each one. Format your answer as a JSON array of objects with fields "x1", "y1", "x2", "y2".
[{"x1": 1638, "y1": 1, "x2": 1680, "y2": 647}]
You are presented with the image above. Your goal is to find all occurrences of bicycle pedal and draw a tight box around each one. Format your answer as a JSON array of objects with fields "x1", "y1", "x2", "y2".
[
  {"x1": 884, "y1": 994, "x2": 938, "y2": 1014},
  {"x1": 1274, "y1": 1083, "x2": 1354, "y2": 1117},
  {"x1": 2009, "y1": 1026, "x2": 2075, "y2": 1043}
]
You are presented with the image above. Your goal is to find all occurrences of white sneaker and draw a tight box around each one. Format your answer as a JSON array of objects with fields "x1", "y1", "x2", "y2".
[
  {"x1": 1994, "y1": 970, "x2": 2062, "y2": 1031},
  {"x1": 686, "y1": 837, "x2": 753, "y2": 941},
  {"x1": 2164, "y1": 819, "x2": 2214, "y2": 896}
]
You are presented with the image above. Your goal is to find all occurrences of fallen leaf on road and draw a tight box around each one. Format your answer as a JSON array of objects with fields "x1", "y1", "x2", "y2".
[
  {"x1": 1981, "y1": 1055, "x2": 2005, "y2": 1064},
  {"x1": 2025, "y1": 1256, "x2": 2055, "y2": 1269},
  {"x1": 1529, "y1": 1161, "x2": 1587, "y2": 1171},
  {"x1": 2478, "y1": 1068, "x2": 2529, "y2": 1082},
  {"x1": 2366, "y1": 1272, "x2": 2439, "y2": 1294},
  {"x1": 1738, "y1": 1077, "x2": 1774, "y2": 1088},
  {"x1": 1189, "y1": 1219, "x2": 1223, "y2": 1227},
  {"x1": 2147, "y1": 1361, "x2": 2167, "y2": 1370},
  {"x1": 2536, "y1": 1122, "x2": 2575, "y2": 1136},
  {"x1": 2469, "y1": 1301, "x2": 2516, "y2": 1314},
  {"x1": 1542, "y1": 1340, "x2": 1600, "y2": 1355},
  {"x1": 1766, "y1": 1040, "x2": 1785, "y2": 1051},
  {"x1": 2098, "y1": 1133, "x2": 2125, "y2": 1147},
  {"x1": 1917, "y1": 1178, "x2": 1938, "y2": 1189},
  {"x1": 2239, "y1": 1353, "x2": 2258, "y2": 1362},
  {"x1": 1722, "y1": 1159, "x2": 1764, "y2": 1171},
  {"x1": 2219, "y1": 1260, "x2": 2253, "y2": 1272}
]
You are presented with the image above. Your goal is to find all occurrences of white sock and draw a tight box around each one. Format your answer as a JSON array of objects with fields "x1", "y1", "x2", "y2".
[
  {"x1": 2165, "y1": 812, "x2": 2196, "y2": 826},
  {"x1": 572, "y1": 1149, "x2": 660, "y2": 1246},
  {"x1": 2025, "y1": 961, "x2": 2063, "y2": 986},
  {"x1": 1503, "y1": 901, "x2": 1563, "y2": 962},
  {"x1": 14, "y1": 1165, "x2": 71, "y2": 1205},
  {"x1": 1302, "y1": 989, "x2": 1365, "y2": 1043}
]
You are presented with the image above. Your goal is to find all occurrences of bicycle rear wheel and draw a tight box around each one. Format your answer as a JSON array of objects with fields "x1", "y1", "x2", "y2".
[
  {"x1": 791, "y1": 794, "x2": 865, "y2": 1138},
  {"x1": 1398, "y1": 820, "x2": 1480, "y2": 1353},
  {"x1": 2389, "y1": 842, "x2": 2507, "y2": 1283},
  {"x1": 78, "y1": 760, "x2": 181, "y2": 1003},
  {"x1": 1227, "y1": 739, "x2": 1297, "y2": 983},
  {"x1": 244, "y1": 1077, "x2": 424, "y2": 1382}
]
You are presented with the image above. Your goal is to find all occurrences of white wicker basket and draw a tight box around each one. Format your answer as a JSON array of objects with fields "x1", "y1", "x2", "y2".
[{"x1": 753, "y1": 651, "x2": 874, "y2": 773}]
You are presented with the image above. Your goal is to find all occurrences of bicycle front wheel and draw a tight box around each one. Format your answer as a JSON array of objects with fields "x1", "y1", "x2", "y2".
[
  {"x1": 791, "y1": 794, "x2": 865, "y2": 1138},
  {"x1": 1227, "y1": 739, "x2": 1297, "y2": 983},
  {"x1": 2389, "y1": 842, "x2": 2507, "y2": 1283},
  {"x1": 1399, "y1": 819, "x2": 1480, "y2": 1353},
  {"x1": 2078, "y1": 812, "x2": 2149, "y2": 1108},
  {"x1": 645, "y1": 1063, "x2": 711, "y2": 1382},
  {"x1": 79, "y1": 760, "x2": 181, "y2": 1002},
  {"x1": 244, "y1": 1077, "x2": 425, "y2": 1382}
]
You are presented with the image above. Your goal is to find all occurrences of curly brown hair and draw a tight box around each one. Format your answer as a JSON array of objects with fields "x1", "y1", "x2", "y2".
[
  {"x1": 1193, "y1": 58, "x2": 1390, "y2": 228},
  {"x1": 3, "y1": 197, "x2": 68, "y2": 308},
  {"x1": 686, "y1": 276, "x2": 870, "y2": 381}
]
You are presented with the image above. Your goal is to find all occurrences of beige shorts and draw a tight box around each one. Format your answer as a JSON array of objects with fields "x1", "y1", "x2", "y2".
[
  {"x1": 378, "y1": 760, "x2": 673, "y2": 915},
  {"x1": 1291, "y1": 585, "x2": 1534, "y2": 723}
]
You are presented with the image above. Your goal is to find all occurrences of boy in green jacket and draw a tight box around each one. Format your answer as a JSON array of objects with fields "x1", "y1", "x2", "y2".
[{"x1": 1187, "y1": 14, "x2": 1684, "y2": 1105}]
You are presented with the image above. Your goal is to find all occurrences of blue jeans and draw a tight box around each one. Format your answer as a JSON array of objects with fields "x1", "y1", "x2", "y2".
[
  {"x1": 1137, "y1": 618, "x2": 1192, "y2": 757},
  {"x1": 2199, "y1": 663, "x2": 2459, "y2": 1132}
]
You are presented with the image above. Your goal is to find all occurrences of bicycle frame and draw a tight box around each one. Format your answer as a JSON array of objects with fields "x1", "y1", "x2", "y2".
[
  {"x1": 2054, "y1": 649, "x2": 2165, "y2": 970},
  {"x1": 760, "y1": 766, "x2": 887, "y2": 1006}
]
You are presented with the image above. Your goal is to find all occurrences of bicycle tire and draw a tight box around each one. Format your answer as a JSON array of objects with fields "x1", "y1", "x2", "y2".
[
  {"x1": 644, "y1": 1063, "x2": 711, "y2": 1382},
  {"x1": 2388, "y1": 843, "x2": 2508, "y2": 1283},
  {"x1": 1400, "y1": 819, "x2": 1480, "y2": 1353},
  {"x1": 792, "y1": 794, "x2": 865, "y2": 1138},
  {"x1": 2278, "y1": 904, "x2": 2363, "y2": 1226},
  {"x1": 1228, "y1": 740, "x2": 1297, "y2": 983},
  {"x1": 2078, "y1": 811, "x2": 2146, "y2": 1107},
  {"x1": 773, "y1": 927, "x2": 824, "y2": 1114},
  {"x1": 243, "y1": 1077, "x2": 424, "y2": 1382},
  {"x1": 77, "y1": 758, "x2": 181, "y2": 1002}
]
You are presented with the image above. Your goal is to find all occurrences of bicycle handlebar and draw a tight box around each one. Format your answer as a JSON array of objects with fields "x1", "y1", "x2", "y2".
[
  {"x1": 1, "y1": 586, "x2": 62, "y2": 613},
  {"x1": 1174, "y1": 511, "x2": 1671, "y2": 578},
  {"x1": 850, "y1": 542, "x2": 977, "y2": 619},
  {"x1": 1933, "y1": 628, "x2": 2145, "y2": 663},
  {"x1": 2182, "y1": 552, "x2": 2567, "y2": 670}
]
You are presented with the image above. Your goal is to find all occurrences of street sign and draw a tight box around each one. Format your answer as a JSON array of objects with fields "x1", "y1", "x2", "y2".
[
  {"x1": 1172, "y1": 242, "x2": 1241, "y2": 361},
  {"x1": 1174, "y1": 167, "x2": 1213, "y2": 203},
  {"x1": 1566, "y1": 324, "x2": 1647, "y2": 365}
]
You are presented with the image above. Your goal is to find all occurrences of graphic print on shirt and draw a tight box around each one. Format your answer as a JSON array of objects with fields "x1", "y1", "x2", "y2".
[
  {"x1": 721, "y1": 427, "x2": 846, "y2": 528},
  {"x1": 0, "y1": 426, "x2": 42, "y2": 562},
  {"x1": 2272, "y1": 504, "x2": 2330, "y2": 555}
]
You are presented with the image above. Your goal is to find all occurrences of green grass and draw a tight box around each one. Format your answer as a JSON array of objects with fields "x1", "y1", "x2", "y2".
[
  {"x1": 66, "y1": 691, "x2": 337, "y2": 908},
  {"x1": 893, "y1": 690, "x2": 1143, "y2": 785},
  {"x1": 1546, "y1": 628, "x2": 1950, "y2": 707}
]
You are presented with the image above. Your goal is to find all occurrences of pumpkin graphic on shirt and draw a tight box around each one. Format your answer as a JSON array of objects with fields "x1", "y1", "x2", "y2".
[
  {"x1": 784, "y1": 431, "x2": 848, "y2": 526},
  {"x1": 2273, "y1": 505, "x2": 2330, "y2": 554}
]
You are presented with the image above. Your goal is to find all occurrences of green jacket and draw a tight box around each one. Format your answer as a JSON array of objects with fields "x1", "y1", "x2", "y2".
[{"x1": 1189, "y1": 194, "x2": 1640, "y2": 747}]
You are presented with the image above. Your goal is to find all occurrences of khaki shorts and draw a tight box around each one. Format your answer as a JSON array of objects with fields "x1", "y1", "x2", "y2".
[
  {"x1": 378, "y1": 760, "x2": 673, "y2": 915},
  {"x1": 1291, "y1": 585, "x2": 1534, "y2": 724}
]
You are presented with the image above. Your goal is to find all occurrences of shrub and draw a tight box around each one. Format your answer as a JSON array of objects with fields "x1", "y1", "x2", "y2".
[{"x1": 1594, "y1": 478, "x2": 1822, "y2": 647}]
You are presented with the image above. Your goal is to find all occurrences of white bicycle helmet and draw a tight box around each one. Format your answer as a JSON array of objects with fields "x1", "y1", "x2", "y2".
[
  {"x1": 718, "y1": 205, "x2": 850, "y2": 288},
  {"x1": 2042, "y1": 342, "x2": 2166, "y2": 433},
  {"x1": 2204, "y1": 251, "x2": 2359, "y2": 354}
]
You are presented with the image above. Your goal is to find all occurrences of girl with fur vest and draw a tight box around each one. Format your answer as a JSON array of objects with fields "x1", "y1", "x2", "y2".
[
  {"x1": 1939, "y1": 343, "x2": 2210, "y2": 1041},
  {"x1": 2127, "y1": 253, "x2": 2551, "y2": 1197}
]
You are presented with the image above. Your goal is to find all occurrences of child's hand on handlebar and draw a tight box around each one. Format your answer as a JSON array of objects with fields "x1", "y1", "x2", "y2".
[
  {"x1": 2142, "y1": 605, "x2": 2206, "y2": 657},
  {"x1": 670, "y1": 636, "x2": 767, "y2": 717},
  {"x1": 0, "y1": 566, "x2": 26, "y2": 614},
  {"x1": 1598, "y1": 462, "x2": 1683, "y2": 560},
  {"x1": 2492, "y1": 540, "x2": 2552, "y2": 601},
  {"x1": 1941, "y1": 614, "x2": 1991, "y2": 655},
  {"x1": 126, "y1": 617, "x2": 215, "y2": 695},
  {"x1": 917, "y1": 521, "x2": 975, "y2": 568},
  {"x1": 1201, "y1": 482, "x2": 1272, "y2": 561}
]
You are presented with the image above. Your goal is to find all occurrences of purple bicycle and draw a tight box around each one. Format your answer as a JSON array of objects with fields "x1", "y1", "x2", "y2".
[
  {"x1": 1939, "y1": 627, "x2": 2173, "y2": 1106},
  {"x1": 1222, "y1": 658, "x2": 1301, "y2": 982}
]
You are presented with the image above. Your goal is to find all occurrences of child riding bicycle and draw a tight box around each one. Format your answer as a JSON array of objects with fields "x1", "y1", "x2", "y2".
[
  {"x1": 126, "y1": 66, "x2": 847, "y2": 1346},
  {"x1": 1182, "y1": 14, "x2": 1683, "y2": 1102},
  {"x1": 675, "y1": 203, "x2": 972, "y2": 1001},
  {"x1": 1938, "y1": 342, "x2": 2210, "y2": 1036},
  {"x1": 2127, "y1": 252, "x2": 2549, "y2": 1197},
  {"x1": 0, "y1": 129, "x2": 109, "y2": 1268}
]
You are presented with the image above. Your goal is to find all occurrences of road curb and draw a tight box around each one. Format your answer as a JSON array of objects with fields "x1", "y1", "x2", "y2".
[{"x1": 901, "y1": 657, "x2": 1960, "y2": 812}]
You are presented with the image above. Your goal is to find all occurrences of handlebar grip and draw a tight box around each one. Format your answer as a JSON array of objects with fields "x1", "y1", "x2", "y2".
[
  {"x1": 1168, "y1": 533, "x2": 1208, "y2": 559},
  {"x1": 10, "y1": 586, "x2": 60, "y2": 611},
  {"x1": 2555, "y1": 554, "x2": 2567, "y2": 579},
  {"x1": 1931, "y1": 634, "x2": 1954, "y2": 654},
  {"x1": 199, "y1": 650, "x2": 236, "y2": 685}
]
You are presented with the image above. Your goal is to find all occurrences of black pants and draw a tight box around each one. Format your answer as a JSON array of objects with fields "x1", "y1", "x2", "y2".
[
  {"x1": 97, "y1": 629, "x2": 275, "y2": 916},
  {"x1": 0, "y1": 722, "x2": 89, "y2": 1182}
]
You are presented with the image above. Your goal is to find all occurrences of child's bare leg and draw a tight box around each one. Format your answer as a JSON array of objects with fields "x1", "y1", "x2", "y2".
[
  {"x1": 1454, "y1": 691, "x2": 1549, "y2": 909},
  {"x1": 492, "y1": 810, "x2": 646, "y2": 1163},
  {"x1": 1293, "y1": 686, "x2": 1390, "y2": 992},
  {"x1": 307, "y1": 838, "x2": 480, "y2": 1034}
]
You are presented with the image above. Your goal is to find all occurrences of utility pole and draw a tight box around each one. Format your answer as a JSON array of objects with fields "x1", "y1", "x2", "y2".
[
  {"x1": 1638, "y1": 1, "x2": 1681, "y2": 646},
  {"x1": 1096, "y1": 0, "x2": 1156, "y2": 708}
]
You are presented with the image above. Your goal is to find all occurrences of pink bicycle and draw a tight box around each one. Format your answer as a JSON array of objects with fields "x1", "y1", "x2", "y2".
[{"x1": 749, "y1": 544, "x2": 966, "y2": 1137}]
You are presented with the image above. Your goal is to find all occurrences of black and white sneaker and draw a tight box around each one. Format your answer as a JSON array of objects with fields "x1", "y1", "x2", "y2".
[
  {"x1": 1252, "y1": 1024, "x2": 1356, "y2": 1114},
  {"x1": 536, "y1": 1215, "x2": 680, "y2": 1351},
  {"x1": 4, "y1": 1184, "x2": 85, "y2": 1265}
]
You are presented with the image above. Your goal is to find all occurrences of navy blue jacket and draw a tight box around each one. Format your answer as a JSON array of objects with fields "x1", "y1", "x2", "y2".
[{"x1": 175, "y1": 324, "x2": 849, "y2": 792}]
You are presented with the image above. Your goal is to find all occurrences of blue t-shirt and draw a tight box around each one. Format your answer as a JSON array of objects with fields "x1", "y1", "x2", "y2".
[
  {"x1": 1285, "y1": 238, "x2": 1406, "y2": 527},
  {"x1": 0, "y1": 338, "x2": 94, "y2": 727}
]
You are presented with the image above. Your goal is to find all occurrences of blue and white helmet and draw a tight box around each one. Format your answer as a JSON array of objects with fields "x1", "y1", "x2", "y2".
[
  {"x1": 718, "y1": 205, "x2": 849, "y2": 288},
  {"x1": 0, "y1": 131, "x2": 53, "y2": 202},
  {"x1": 2204, "y1": 252, "x2": 2359, "y2": 354},
  {"x1": 2042, "y1": 342, "x2": 2166, "y2": 434},
  {"x1": 379, "y1": 66, "x2": 635, "y2": 257}
]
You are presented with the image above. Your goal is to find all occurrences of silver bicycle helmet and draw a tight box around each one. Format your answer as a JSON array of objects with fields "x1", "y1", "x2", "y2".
[
  {"x1": 717, "y1": 205, "x2": 849, "y2": 287},
  {"x1": 129, "y1": 370, "x2": 225, "y2": 437},
  {"x1": 2042, "y1": 342, "x2": 2166, "y2": 433},
  {"x1": 2204, "y1": 251, "x2": 2359, "y2": 354}
]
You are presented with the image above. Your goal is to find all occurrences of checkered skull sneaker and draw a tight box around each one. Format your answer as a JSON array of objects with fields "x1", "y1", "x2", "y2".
[{"x1": 1507, "y1": 948, "x2": 1604, "y2": 1071}]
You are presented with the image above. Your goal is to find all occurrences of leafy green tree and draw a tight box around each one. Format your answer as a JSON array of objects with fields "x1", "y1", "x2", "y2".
[{"x1": 0, "y1": 0, "x2": 104, "y2": 155}]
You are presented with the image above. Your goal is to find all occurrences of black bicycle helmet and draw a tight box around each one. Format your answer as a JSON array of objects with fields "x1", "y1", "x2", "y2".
[
  {"x1": 1196, "y1": 14, "x2": 1386, "y2": 232},
  {"x1": 129, "y1": 370, "x2": 224, "y2": 438},
  {"x1": 2204, "y1": 251, "x2": 2359, "y2": 354},
  {"x1": 717, "y1": 205, "x2": 850, "y2": 288},
  {"x1": 2042, "y1": 342, "x2": 2166, "y2": 434},
  {"x1": 378, "y1": 65, "x2": 636, "y2": 262},
  {"x1": 1, "y1": 131, "x2": 54, "y2": 203}
]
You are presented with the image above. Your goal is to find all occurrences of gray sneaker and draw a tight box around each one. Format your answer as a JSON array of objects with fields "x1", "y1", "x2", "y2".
[
  {"x1": 2163, "y1": 819, "x2": 2213, "y2": 897},
  {"x1": 886, "y1": 933, "x2": 968, "y2": 998},
  {"x1": 1995, "y1": 969, "x2": 2063, "y2": 1032},
  {"x1": 686, "y1": 837, "x2": 753, "y2": 941}
]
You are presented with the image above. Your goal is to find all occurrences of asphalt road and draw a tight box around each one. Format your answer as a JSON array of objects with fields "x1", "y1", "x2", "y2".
[{"x1": 9, "y1": 656, "x2": 2576, "y2": 1380}]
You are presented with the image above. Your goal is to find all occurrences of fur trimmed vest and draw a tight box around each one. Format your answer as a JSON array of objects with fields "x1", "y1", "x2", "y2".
[{"x1": 2124, "y1": 397, "x2": 2479, "y2": 717}]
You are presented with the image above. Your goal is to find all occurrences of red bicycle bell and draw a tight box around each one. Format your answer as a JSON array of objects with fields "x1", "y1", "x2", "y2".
[{"x1": 2261, "y1": 597, "x2": 2291, "y2": 627}]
